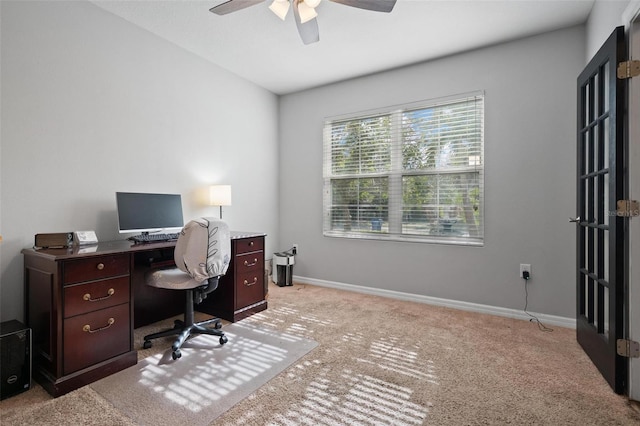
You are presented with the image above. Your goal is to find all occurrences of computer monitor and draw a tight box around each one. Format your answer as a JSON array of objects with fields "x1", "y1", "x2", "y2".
[{"x1": 116, "y1": 192, "x2": 184, "y2": 235}]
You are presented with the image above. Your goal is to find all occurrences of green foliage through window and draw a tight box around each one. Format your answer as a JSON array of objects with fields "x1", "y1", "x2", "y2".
[{"x1": 323, "y1": 93, "x2": 484, "y2": 245}]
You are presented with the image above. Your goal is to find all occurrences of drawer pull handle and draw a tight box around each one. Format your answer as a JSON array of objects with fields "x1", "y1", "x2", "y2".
[
  {"x1": 249, "y1": 241, "x2": 254, "y2": 247},
  {"x1": 82, "y1": 318, "x2": 115, "y2": 333},
  {"x1": 244, "y1": 258, "x2": 258, "y2": 267},
  {"x1": 83, "y1": 288, "x2": 115, "y2": 302},
  {"x1": 244, "y1": 277, "x2": 258, "y2": 286},
  {"x1": 97, "y1": 263, "x2": 105, "y2": 270}
]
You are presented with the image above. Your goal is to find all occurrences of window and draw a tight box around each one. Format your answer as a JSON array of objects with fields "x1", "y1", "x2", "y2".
[{"x1": 323, "y1": 92, "x2": 484, "y2": 245}]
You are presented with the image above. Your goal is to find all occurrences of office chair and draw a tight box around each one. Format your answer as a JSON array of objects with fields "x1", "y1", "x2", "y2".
[{"x1": 142, "y1": 217, "x2": 231, "y2": 360}]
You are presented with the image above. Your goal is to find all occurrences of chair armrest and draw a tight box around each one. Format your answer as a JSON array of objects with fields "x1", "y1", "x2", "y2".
[{"x1": 194, "y1": 276, "x2": 221, "y2": 304}]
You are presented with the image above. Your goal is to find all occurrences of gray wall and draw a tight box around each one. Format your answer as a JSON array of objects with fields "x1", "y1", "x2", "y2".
[
  {"x1": 0, "y1": 1, "x2": 610, "y2": 323},
  {"x1": 0, "y1": 1, "x2": 280, "y2": 322},
  {"x1": 278, "y1": 25, "x2": 585, "y2": 319},
  {"x1": 586, "y1": 0, "x2": 631, "y2": 59}
]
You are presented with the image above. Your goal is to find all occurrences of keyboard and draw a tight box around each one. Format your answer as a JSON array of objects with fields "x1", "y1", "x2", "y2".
[{"x1": 129, "y1": 233, "x2": 180, "y2": 243}]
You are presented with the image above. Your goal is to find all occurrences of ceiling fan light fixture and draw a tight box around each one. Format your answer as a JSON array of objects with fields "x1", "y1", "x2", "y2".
[
  {"x1": 303, "y1": 0, "x2": 321, "y2": 8},
  {"x1": 269, "y1": 0, "x2": 290, "y2": 20},
  {"x1": 297, "y1": 1, "x2": 318, "y2": 23},
  {"x1": 211, "y1": 0, "x2": 397, "y2": 45}
]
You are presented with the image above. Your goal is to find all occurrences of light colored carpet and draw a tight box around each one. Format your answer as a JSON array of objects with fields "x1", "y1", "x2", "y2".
[
  {"x1": 90, "y1": 322, "x2": 317, "y2": 426},
  {"x1": 2, "y1": 281, "x2": 640, "y2": 425}
]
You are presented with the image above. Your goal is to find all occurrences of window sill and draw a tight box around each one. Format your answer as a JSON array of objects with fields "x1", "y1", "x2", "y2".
[{"x1": 323, "y1": 231, "x2": 484, "y2": 247}]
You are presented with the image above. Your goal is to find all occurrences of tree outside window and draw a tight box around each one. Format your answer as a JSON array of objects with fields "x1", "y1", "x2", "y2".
[{"x1": 323, "y1": 93, "x2": 484, "y2": 245}]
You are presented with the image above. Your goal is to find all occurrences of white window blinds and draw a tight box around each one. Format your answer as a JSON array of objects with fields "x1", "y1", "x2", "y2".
[{"x1": 323, "y1": 93, "x2": 484, "y2": 245}]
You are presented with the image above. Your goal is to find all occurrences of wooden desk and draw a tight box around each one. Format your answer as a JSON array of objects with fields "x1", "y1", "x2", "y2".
[{"x1": 22, "y1": 232, "x2": 266, "y2": 397}]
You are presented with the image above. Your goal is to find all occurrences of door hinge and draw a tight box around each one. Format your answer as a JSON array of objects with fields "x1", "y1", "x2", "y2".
[
  {"x1": 616, "y1": 200, "x2": 640, "y2": 217},
  {"x1": 617, "y1": 339, "x2": 640, "y2": 358},
  {"x1": 617, "y1": 60, "x2": 640, "y2": 79}
]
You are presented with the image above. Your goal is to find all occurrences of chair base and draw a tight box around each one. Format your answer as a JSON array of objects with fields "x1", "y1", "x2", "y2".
[
  {"x1": 142, "y1": 296, "x2": 228, "y2": 360},
  {"x1": 143, "y1": 316, "x2": 228, "y2": 360},
  {"x1": 143, "y1": 285, "x2": 227, "y2": 360}
]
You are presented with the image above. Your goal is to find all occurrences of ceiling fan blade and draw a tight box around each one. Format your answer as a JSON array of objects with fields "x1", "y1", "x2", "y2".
[
  {"x1": 328, "y1": 0, "x2": 396, "y2": 13},
  {"x1": 209, "y1": 0, "x2": 265, "y2": 15},
  {"x1": 293, "y1": 1, "x2": 319, "y2": 45}
]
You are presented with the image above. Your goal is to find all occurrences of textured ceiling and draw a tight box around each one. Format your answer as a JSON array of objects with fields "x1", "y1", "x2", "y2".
[{"x1": 91, "y1": 0, "x2": 596, "y2": 94}]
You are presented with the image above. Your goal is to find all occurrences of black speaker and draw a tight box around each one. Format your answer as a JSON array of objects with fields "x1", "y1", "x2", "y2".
[{"x1": 0, "y1": 320, "x2": 31, "y2": 400}]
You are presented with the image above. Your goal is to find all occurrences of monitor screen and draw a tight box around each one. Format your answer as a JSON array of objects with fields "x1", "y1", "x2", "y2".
[{"x1": 116, "y1": 192, "x2": 184, "y2": 234}]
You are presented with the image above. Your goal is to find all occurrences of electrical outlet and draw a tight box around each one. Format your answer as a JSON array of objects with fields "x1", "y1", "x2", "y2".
[{"x1": 519, "y1": 264, "x2": 531, "y2": 279}]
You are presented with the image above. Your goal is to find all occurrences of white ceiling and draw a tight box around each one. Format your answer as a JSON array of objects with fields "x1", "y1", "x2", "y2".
[{"x1": 91, "y1": 0, "x2": 595, "y2": 94}]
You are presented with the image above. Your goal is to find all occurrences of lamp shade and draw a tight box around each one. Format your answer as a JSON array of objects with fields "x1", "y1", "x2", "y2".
[{"x1": 209, "y1": 185, "x2": 232, "y2": 206}]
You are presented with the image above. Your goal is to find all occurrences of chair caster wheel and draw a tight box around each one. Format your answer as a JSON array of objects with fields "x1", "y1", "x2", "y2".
[
  {"x1": 214, "y1": 321, "x2": 222, "y2": 330},
  {"x1": 172, "y1": 349, "x2": 181, "y2": 360},
  {"x1": 219, "y1": 335, "x2": 228, "y2": 345},
  {"x1": 143, "y1": 340, "x2": 152, "y2": 349}
]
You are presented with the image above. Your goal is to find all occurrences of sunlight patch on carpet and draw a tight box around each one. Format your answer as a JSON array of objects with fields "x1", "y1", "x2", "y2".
[
  {"x1": 238, "y1": 299, "x2": 435, "y2": 424},
  {"x1": 244, "y1": 304, "x2": 334, "y2": 337},
  {"x1": 359, "y1": 337, "x2": 439, "y2": 384},
  {"x1": 270, "y1": 365, "x2": 431, "y2": 426},
  {"x1": 90, "y1": 322, "x2": 317, "y2": 426}
]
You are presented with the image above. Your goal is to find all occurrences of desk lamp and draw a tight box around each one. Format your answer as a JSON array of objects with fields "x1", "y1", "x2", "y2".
[{"x1": 209, "y1": 185, "x2": 232, "y2": 219}]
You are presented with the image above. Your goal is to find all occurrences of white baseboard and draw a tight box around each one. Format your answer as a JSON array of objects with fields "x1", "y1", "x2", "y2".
[{"x1": 292, "y1": 275, "x2": 576, "y2": 329}]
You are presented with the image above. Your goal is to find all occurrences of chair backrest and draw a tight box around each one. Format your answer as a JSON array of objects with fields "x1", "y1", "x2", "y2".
[{"x1": 174, "y1": 217, "x2": 231, "y2": 283}]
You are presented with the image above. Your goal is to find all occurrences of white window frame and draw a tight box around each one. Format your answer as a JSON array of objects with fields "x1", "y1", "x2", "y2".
[{"x1": 323, "y1": 91, "x2": 485, "y2": 246}]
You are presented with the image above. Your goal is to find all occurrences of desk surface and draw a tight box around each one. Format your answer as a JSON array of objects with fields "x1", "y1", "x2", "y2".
[{"x1": 22, "y1": 231, "x2": 266, "y2": 260}]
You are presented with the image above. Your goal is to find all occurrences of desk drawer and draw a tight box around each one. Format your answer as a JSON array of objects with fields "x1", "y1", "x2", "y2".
[
  {"x1": 64, "y1": 276, "x2": 130, "y2": 318},
  {"x1": 63, "y1": 254, "x2": 129, "y2": 285},
  {"x1": 236, "y1": 271, "x2": 264, "y2": 309},
  {"x1": 63, "y1": 303, "x2": 130, "y2": 375},
  {"x1": 234, "y1": 237, "x2": 264, "y2": 255},
  {"x1": 236, "y1": 251, "x2": 264, "y2": 274}
]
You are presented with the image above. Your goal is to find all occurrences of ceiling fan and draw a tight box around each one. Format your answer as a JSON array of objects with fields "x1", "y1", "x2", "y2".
[{"x1": 209, "y1": 0, "x2": 397, "y2": 45}]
